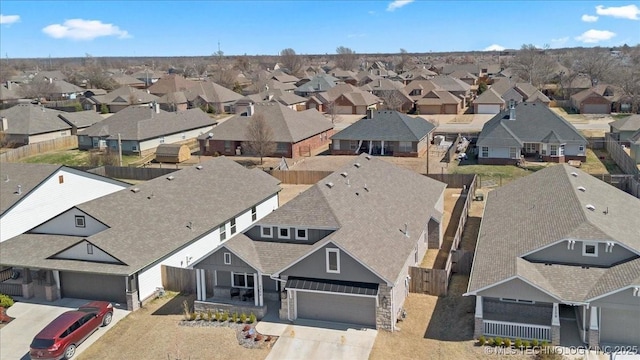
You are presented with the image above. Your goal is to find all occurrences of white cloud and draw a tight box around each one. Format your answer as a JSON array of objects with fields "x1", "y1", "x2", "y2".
[
  {"x1": 551, "y1": 37, "x2": 570, "y2": 46},
  {"x1": 575, "y1": 29, "x2": 616, "y2": 43},
  {"x1": 42, "y1": 19, "x2": 131, "y2": 40},
  {"x1": 483, "y1": 44, "x2": 505, "y2": 51},
  {"x1": 387, "y1": 0, "x2": 414, "y2": 11},
  {"x1": 0, "y1": 14, "x2": 20, "y2": 25},
  {"x1": 595, "y1": 4, "x2": 640, "y2": 20},
  {"x1": 581, "y1": 14, "x2": 598, "y2": 22}
]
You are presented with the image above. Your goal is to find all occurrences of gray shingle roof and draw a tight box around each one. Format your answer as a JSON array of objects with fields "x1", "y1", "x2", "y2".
[
  {"x1": 474, "y1": 88, "x2": 505, "y2": 105},
  {"x1": 201, "y1": 101, "x2": 333, "y2": 143},
  {"x1": 0, "y1": 104, "x2": 72, "y2": 135},
  {"x1": 92, "y1": 86, "x2": 159, "y2": 105},
  {"x1": 331, "y1": 110, "x2": 435, "y2": 142},
  {"x1": 0, "y1": 157, "x2": 282, "y2": 275},
  {"x1": 57, "y1": 111, "x2": 104, "y2": 129},
  {"x1": 467, "y1": 164, "x2": 640, "y2": 302},
  {"x1": 0, "y1": 163, "x2": 61, "y2": 214},
  {"x1": 148, "y1": 74, "x2": 198, "y2": 95},
  {"x1": 295, "y1": 74, "x2": 340, "y2": 93},
  {"x1": 610, "y1": 114, "x2": 640, "y2": 132},
  {"x1": 81, "y1": 106, "x2": 217, "y2": 141},
  {"x1": 477, "y1": 102, "x2": 586, "y2": 147},
  {"x1": 185, "y1": 80, "x2": 243, "y2": 104}
]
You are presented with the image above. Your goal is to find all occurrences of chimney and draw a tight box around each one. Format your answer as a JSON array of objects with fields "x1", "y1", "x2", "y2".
[
  {"x1": 154, "y1": 102, "x2": 160, "y2": 114},
  {"x1": 366, "y1": 108, "x2": 374, "y2": 119},
  {"x1": 0, "y1": 117, "x2": 7, "y2": 132},
  {"x1": 508, "y1": 100, "x2": 516, "y2": 120},
  {"x1": 247, "y1": 103, "x2": 255, "y2": 117}
]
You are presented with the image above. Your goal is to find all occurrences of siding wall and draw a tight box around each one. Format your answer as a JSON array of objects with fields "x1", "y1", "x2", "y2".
[
  {"x1": 524, "y1": 241, "x2": 637, "y2": 267},
  {"x1": 54, "y1": 240, "x2": 120, "y2": 263},
  {"x1": 29, "y1": 208, "x2": 108, "y2": 236}
]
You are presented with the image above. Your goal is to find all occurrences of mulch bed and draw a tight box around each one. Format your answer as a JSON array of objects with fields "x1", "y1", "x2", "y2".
[
  {"x1": 0, "y1": 306, "x2": 14, "y2": 329},
  {"x1": 178, "y1": 320, "x2": 277, "y2": 349}
]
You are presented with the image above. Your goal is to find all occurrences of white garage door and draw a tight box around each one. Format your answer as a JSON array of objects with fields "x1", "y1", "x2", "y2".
[
  {"x1": 296, "y1": 291, "x2": 376, "y2": 327},
  {"x1": 477, "y1": 104, "x2": 501, "y2": 114},
  {"x1": 600, "y1": 308, "x2": 640, "y2": 346},
  {"x1": 582, "y1": 104, "x2": 609, "y2": 114}
]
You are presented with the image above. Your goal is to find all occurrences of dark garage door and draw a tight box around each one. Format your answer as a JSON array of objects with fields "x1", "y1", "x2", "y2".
[
  {"x1": 582, "y1": 104, "x2": 609, "y2": 114},
  {"x1": 600, "y1": 308, "x2": 640, "y2": 346},
  {"x1": 60, "y1": 272, "x2": 127, "y2": 304},
  {"x1": 296, "y1": 291, "x2": 376, "y2": 327}
]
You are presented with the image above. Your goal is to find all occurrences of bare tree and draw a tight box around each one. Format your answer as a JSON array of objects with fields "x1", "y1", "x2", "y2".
[
  {"x1": 510, "y1": 44, "x2": 556, "y2": 88},
  {"x1": 396, "y1": 49, "x2": 414, "y2": 73},
  {"x1": 612, "y1": 46, "x2": 640, "y2": 113},
  {"x1": 211, "y1": 69, "x2": 239, "y2": 89},
  {"x1": 279, "y1": 48, "x2": 303, "y2": 77},
  {"x1": 85, "y1": 66, "x2": 117, "y2": 90},
  {"x1": 18, "y1": 80, "x2": 59, "y2": 100},
  {"x1": 325, "y1": 101, "x2": 341, "y2": 124},
  {"x1": 233, "y1": 56, "x2": 252, "y2": 73},
  {"x1": 192, "y1": 61, "x2": 209, "y2": 79},
  {"x1": 336, "y1": 46, "x2": 357, "y2": 70},
  {"x1": 571, "y1": 48, "x2": 614, "y2": 86},
  {"x1": 378, "y1": 90, "x2": 407, "y2": 111},
  {"x1": 242, "y1": 113, "x2": 276, "y2": 164}
]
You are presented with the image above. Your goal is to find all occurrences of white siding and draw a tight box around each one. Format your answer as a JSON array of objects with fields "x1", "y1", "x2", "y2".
[
  {"x1": 477, "y1": 104, "x2": 500, "y2": 114},
  {"x1": 564, "y1": 143, "x2": 586, "y2": 157},
  {"x1": 0, "y1": 168, "x2": 127, "y2": 242},
  {"x1": 487, "y1": 147, "x2": 512, "y2": 159},
  {"x1": 28, "y1": 130, "x2": 71, "y2": 144},
  {"x1": 138, "y1": 126, "x2": 214, "y2": 152},
  {"x1": 29, "y1": 208, "x2": 108, "y2": 236},
  {"x1": 54, "y1": 240, "x2": 120, "y2": 263}
]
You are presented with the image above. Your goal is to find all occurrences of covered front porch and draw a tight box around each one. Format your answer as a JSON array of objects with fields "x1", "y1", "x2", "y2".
[{"x1": 0, "y1": 267, "x2": 59, "y2": 302}]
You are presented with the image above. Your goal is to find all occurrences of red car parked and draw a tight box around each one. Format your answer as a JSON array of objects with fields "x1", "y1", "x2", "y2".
[{"x1": 30, "y1": 301, "x2": 113, "y2": 360}]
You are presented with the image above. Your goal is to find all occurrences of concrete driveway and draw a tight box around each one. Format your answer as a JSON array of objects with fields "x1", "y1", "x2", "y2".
[
  {"x1": 258, "y1": 320, "x2": 378, "y2": 360},
  {"x1": 1, "y1": 298, "x2": 128, "y2": 360}
]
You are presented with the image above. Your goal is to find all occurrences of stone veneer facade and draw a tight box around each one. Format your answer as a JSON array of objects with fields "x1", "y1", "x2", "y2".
[{"x1": 376, "y1": 283, "x2": 393, "y2": 331}]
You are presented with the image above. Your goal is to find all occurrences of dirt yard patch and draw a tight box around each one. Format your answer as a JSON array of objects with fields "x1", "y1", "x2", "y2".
[
  {"x1": 77, "y1": 293, "x2": 270, "y2": 360},
  {"x1": 421, "y1": 188, "x2": 462, "y2": 268},
  {"x1": 279, "y1": 184, "x2": 313, "y2": 205}
]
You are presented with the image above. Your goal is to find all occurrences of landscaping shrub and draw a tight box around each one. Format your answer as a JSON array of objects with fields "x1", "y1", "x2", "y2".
[
  {"x1": 221, "y1": 311, "x2": 229, "y2": 322},
  {"x1": 0, "y1": 294, "x2": 14, "y2": 308},
  {"x1": 531, "y1": 339, "x2": 539, "y2": 347},
  {"x1": 206, "y1": 309, "x2": 213, "y2": 321},
  {"x1": 487, "y1": 338, "x2": 495, "y2": 346},
  {"x1": 249, "y1": 312, "x2": 256, "y2": 323},
  {"x1": 522, "y1": 340, "x2": 531, "y2": 348},
  {"x1": 540, "y1": 340, "x2": 548, "y2": 347},
  {"x1": 536, "y1": 346, "x2": 563, "y2": 360},
  {"x1": 189, "y1": 312, "x2": 197, "y2": 321},
  {"x1": 240, "y1": 313, "x2": 247, "y2": 323},
  {"x1": 494, "y1": 337, "x2": 503, "y2": 347},
  {"x1": 231, "y1": 312, "x2": 238, "y2": 323},
  {"x1": 100, "y1": 104, "x2": 108, "y2": 114},
  {"x1": 514, "y1": 338, "x2": 522, "y2": 349},
  {"x1": 477, "y1": 335, "x2": 486, "y2": 346},
  {"x1": 503, "y1": 338, "x2": 511, "y2": 347}
]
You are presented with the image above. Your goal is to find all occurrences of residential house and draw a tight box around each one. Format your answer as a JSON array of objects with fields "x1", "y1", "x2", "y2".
[
  {"x1": 147, "y1": 74, "x2": 198, "y2": 96},
  {"x1": 449, "y1": 70, "x2": 478, "y2": 86},
  {"x1": 404, "y1": 80, "x2": 439, "y2": 103},
  {"x1": 360, "y1": 79, "x2": 413, "y2": 112},
  {"x1": 466, "y1": 164, "x2": 640, "y2": 347},
  {"x1": 131, "y1": 69, "x2": 165, "y2": 87},
  {"x1": 416, "y1": 90, "x2": 462, "y2": 115},
  {"x1": 185, "y1": 80, "x2": 243, "y2": 113},
  {"x1": 294, "y1": 74, "x2": 340, "y2": 97},
  {"x1": 489, "y1": 79, "x2": 550, "y2": 107},
  {"x1": 0, "y1": 104, "x2": 73, "y2": 145},
  {"x1": 394, "y1": 68, "x2": 437, "y2": 85},
  {"x1": 330, "y1": 110, "x2": 435, "y2": 157},
  {"x1": 629, "y1": 130, "x2": 640, "y2": 164},
  {"x1": 243, "y1": 79, "x2": 296, "y2": 95},
  {"x1": 0, "y1": 81, "x2": 24, "y2": 105},
  {"x1": 78, "y1": 105, "x2": 216, "y2": 156},
  {"x1": 307, "y1": 84, "x2": 380, "y2": 115},
  {"x1": 609, "y1": 114, "x2": 640, "y2": 144},
  {"x1": 0, "y1": 157, "x2": 281, "y2": 309},
  {"x1": 109, "y1": 73, "x2": 146, "y2": 89},
  {"x1": 56, "y1": 110, "x2": 104, "y2": 135},
  {"x1": 87, "y1": 86, "x2": 160, "y2": 113},
  {"x1": 157, "y1": 91, "x2": 189, "y2": 112},
  {"x1": 473, "y1": 88, "x2": 506, "y2": 114},
  {"x1": 0, "y1": 163, "x2": 129, "y2": 242},
  {"x1": 429, "y1": 76, "x2": 472, "y2": 107},
  {"x1": 235, "y1": 90, "x2": 307, "y2": 113},
  {"x1": 477, "y1": 102, "x2": 587, "y2": 164},
  {"x1": 49, "y1": 80, "x2": 84, "y2": 101},
  {"x1": 191, "y1": 154, "x2": 446, "y2": 329},
  {"x1": 330, "y1": 69, "x2": 358, "y2": 85},
  {"x1": 198, "y1": 101, "x2": 333, "y2": 159},
  {"x1": 571, "y1": 85, "x2": 630, "y2": 114}
]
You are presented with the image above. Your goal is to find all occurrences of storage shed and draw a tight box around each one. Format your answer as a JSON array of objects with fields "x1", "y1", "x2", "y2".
[{"x1": 155, "y1": 143, "x2": 191, "y2": 163}]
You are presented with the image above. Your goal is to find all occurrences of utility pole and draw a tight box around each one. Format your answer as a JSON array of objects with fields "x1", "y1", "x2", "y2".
[{"x1": 118, "y1": 133, "x2": 123, "y2": 167}]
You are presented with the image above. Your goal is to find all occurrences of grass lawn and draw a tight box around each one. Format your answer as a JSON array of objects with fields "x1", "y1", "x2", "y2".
[{"x1": 17, "y1": 149, "x2": 140, "y2": 167}]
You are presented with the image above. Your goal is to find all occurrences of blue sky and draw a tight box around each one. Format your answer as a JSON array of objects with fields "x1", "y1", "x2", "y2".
[{"x1": 0, "y1": 1, "x2": 638, "y2": 58}]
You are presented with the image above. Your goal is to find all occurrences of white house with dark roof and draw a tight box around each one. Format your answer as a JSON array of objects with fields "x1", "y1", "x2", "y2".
[
  {"x1": 466, "y1": 165, "x2": 640, "y2": 347},
  {"x1": 0, "y1": 157, "x2": 281, "y2": 310},
  {"x1": 191, "y1": 154, "x2": 446, "y2": 329},
  {"x1": 477, "y1": 102, "x2": 587, "y2": 164},
  {"x1": 0, "y1": 163, "x2": 129, "y2": 242}
]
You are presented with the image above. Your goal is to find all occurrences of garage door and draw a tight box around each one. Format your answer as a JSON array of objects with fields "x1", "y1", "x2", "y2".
[
  {"x1": 582, "y1": 104, "x2": 609, "y2": 114},
  {"x1": 477, "y1": 104, "x2": 500, "y2": 114},
  {"x1": 296, "y1": 291, "x2": 376, "y2": 327},
  {"x1": 60, "y1": 272, "x2": 127, "y2": 304},
  {"x1": 336, "y1": 106, "x2": 353, "y2": 114},
  {"x1": 600, "y1": 308, "x2": 640, "y2": 346}
]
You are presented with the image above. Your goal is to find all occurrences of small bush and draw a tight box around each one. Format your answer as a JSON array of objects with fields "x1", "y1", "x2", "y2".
[
  {"x1": 540, "y1": 340, "x2": 549, "y2": 347},
  {"x1": 531, "y1": 339, "x2": 539, "y2": 347},
  {"x1": 535, "y1": 346, "x2": 563, "y2": 360},
  {"x1": 522, "y1": 340, "x2": 531, "y2": 348},
  {"x1": 477, "y1": 335, "x2": 486, "y2": 346},
  {"x1": 221, "y1": 311, "x2": 229, "y2": 322},
  {"x1": 514, "y1": 338, "x2": 522, "y2": 349},
  {"x1": 503, "y1": 338, "x2": 511, "y2": 347},
  {"x1": 231, "y1": 312, "x2": 238, "y2": 323},
  {"x1": 494, "y1": 337, "x2": 503, "y2": 347},
  {"x1": 249, "y1": 312, "x2": 256, "y2": 323},
  {"x1": 100, "y1": 104, "x2": 109, "y2": 114},
  {"x1": 240, "y1": 313, "x2": 247, "y2": 323},
  {"x1": 207, "y1": 309, "x2": 213, "y2": 321},
  {"x1": 189, "y1": 312, "x2": 197, "y2": 321},
  {"x1": 0, "y1": 294, "x2": 14, "y2": 308}
]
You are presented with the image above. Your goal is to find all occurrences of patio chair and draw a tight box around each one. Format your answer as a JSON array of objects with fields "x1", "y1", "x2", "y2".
[{"x1": 230, "y1": 288, "x2": 241, "y2": 300}]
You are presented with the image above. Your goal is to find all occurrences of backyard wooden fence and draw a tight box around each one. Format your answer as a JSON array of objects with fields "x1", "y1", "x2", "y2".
[
  {"x1": 605, "y1": 133, "x2": 639, "y2": 175},
  {"x1": 424, "y1": 173, "x2": 476, "y2": 189},
  {"x1": 0, "y1": 136, "x2": 78, "y2": 162},
  {"x1": 586, "y1": 137, "x2": 605, "y2": 149},
  {"x1": 269, "y1": 170, "x2": 333, "y2": 184},
  {"x1": 161, "y1": 265, "x2": 196, "y2": 293},
  {"x1": 408, "y1": 266, "x2": 450, "y2": 296}
]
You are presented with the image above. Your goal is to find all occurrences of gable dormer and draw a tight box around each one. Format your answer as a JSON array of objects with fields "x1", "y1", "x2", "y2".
[
  {"x1": 423, "y1": 90, "x2": 440, "y2": 99},
  {"x1": 523, "y1": 239, "x2": 639, "y2": 268},
  {"x1": 49, "y1": 239, "x2": 125, "y2": 264},
  {"x1": 113, "y1": 96, "x2": 128, "y2": 103},
  {"x1": 28, "y1": 207, "x2": 108, "y2": 237},
  {"x1": 244, "y1": 224, "x2": 335, "y2": 244}
]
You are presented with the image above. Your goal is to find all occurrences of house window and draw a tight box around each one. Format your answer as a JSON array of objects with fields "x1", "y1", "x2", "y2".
[
  {"x1": 232, "y1": 272, "x2": 254, "y2": 288},
  {"x1": 220, "y1": 224, "x2": 226, "y2": 241},
  {"x1": 59, "y1": 175, "x2": 64, "y2": 184},
  {"x1": 295, "y1": 228, "x2": 308, "y2": 240},
  {"x1": 86, "y1": 243, "x2": 93, "y2": 255},
  {"x1": 481, "y1": 147, "x2": 489, "y2": 158},
  {"x1": 399, "y1": 141, "x2": 412, "y2": 153},
  {"x1": 559, "y1": 144, "x2": 565, "y2": 156},
  {"x1": 223, "y1": 252, "x2": 231, "y2": 265},
  {"x1": 75, "y1": 216, "x2": 86, "y2": 228},
  {"x1": 276, "y1": 143, "x2": 287, "y2": 153},
  {"x1": 278, "y1": 227, "x2": 290, "y2": 239},
  {"x1": 550, "y1": 145, "x2": 558, "y2": 156},
  {"x1": 509, "y1": 147, "x2": 518, "y2": 159},
  {"x1": 132, "y1": 145, "x2": 138, "y2": 151},
  {"x1": 251, "y1": 206, "x2": 257, "y2": 221},
  {"x1": 579, "y1": 145, "x2": 585, "y2": 152},
  {"x1": 500, "y1": 298, "x2": 535, "y2": 304},
  {"x1": 582, "y1": 242, "x2": 598, "y2": 257},
  {"x1": 224, "y1": 141, "x2": 231, "y2": 152},
  {"x1": 349, "y1": 141, "x2": 358, "y2": 150},
  {"x1": 230, "y1": 218, "x2": 236, "y2": 235},
  {"x1": 261, "y1": 226, "x2": 272, "y2": 238},
  {"x1": 326, "y1": 248, "x2": 340, "y2": 273},
  {"x1": 524, "y1": 143, "x2": 537, "y2": 153}
]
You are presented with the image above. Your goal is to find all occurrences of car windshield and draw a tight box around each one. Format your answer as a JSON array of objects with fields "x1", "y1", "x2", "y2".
[{"x1": 31, "y1": 338, "x2": 55, "y2": 349}]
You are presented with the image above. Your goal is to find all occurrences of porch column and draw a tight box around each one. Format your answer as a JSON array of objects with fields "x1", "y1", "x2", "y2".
[
  {"x1": 588, "y1": 306, "x2": 599, "y2": 349},
  {"x1": 381, "y1": 141, "x2": 385, "y2": 155},
  {"x1": 253, "y1": 273, "x2": 259, "y2": 307},
  {"x1": 199, "y1": 269, "x2": 206, "y2": 301},
  {"x1": 44, "y1": 270, "x2": 59, "y2": 302},
  {"x1": 213, "y1": 270, "x2": 218, "y2": 286},
  {"x1": 257, "y1": 272, "x2": 264, "y2": 307},
  {"x1": 474, "y1": 296, "x2": 483, "y2": 339},
  {"x1": 369, "y1": 140, "x2": 373, "y2": 154},
  {"x1": 21, "y1": 268, "x2": 34, "y2": 299},
  {"x1": 551, "y1": 302, "x2": 560, "y2": 344},
  {"x1": 195, "y1": 270, "x2": 201, "y2": 300}
]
